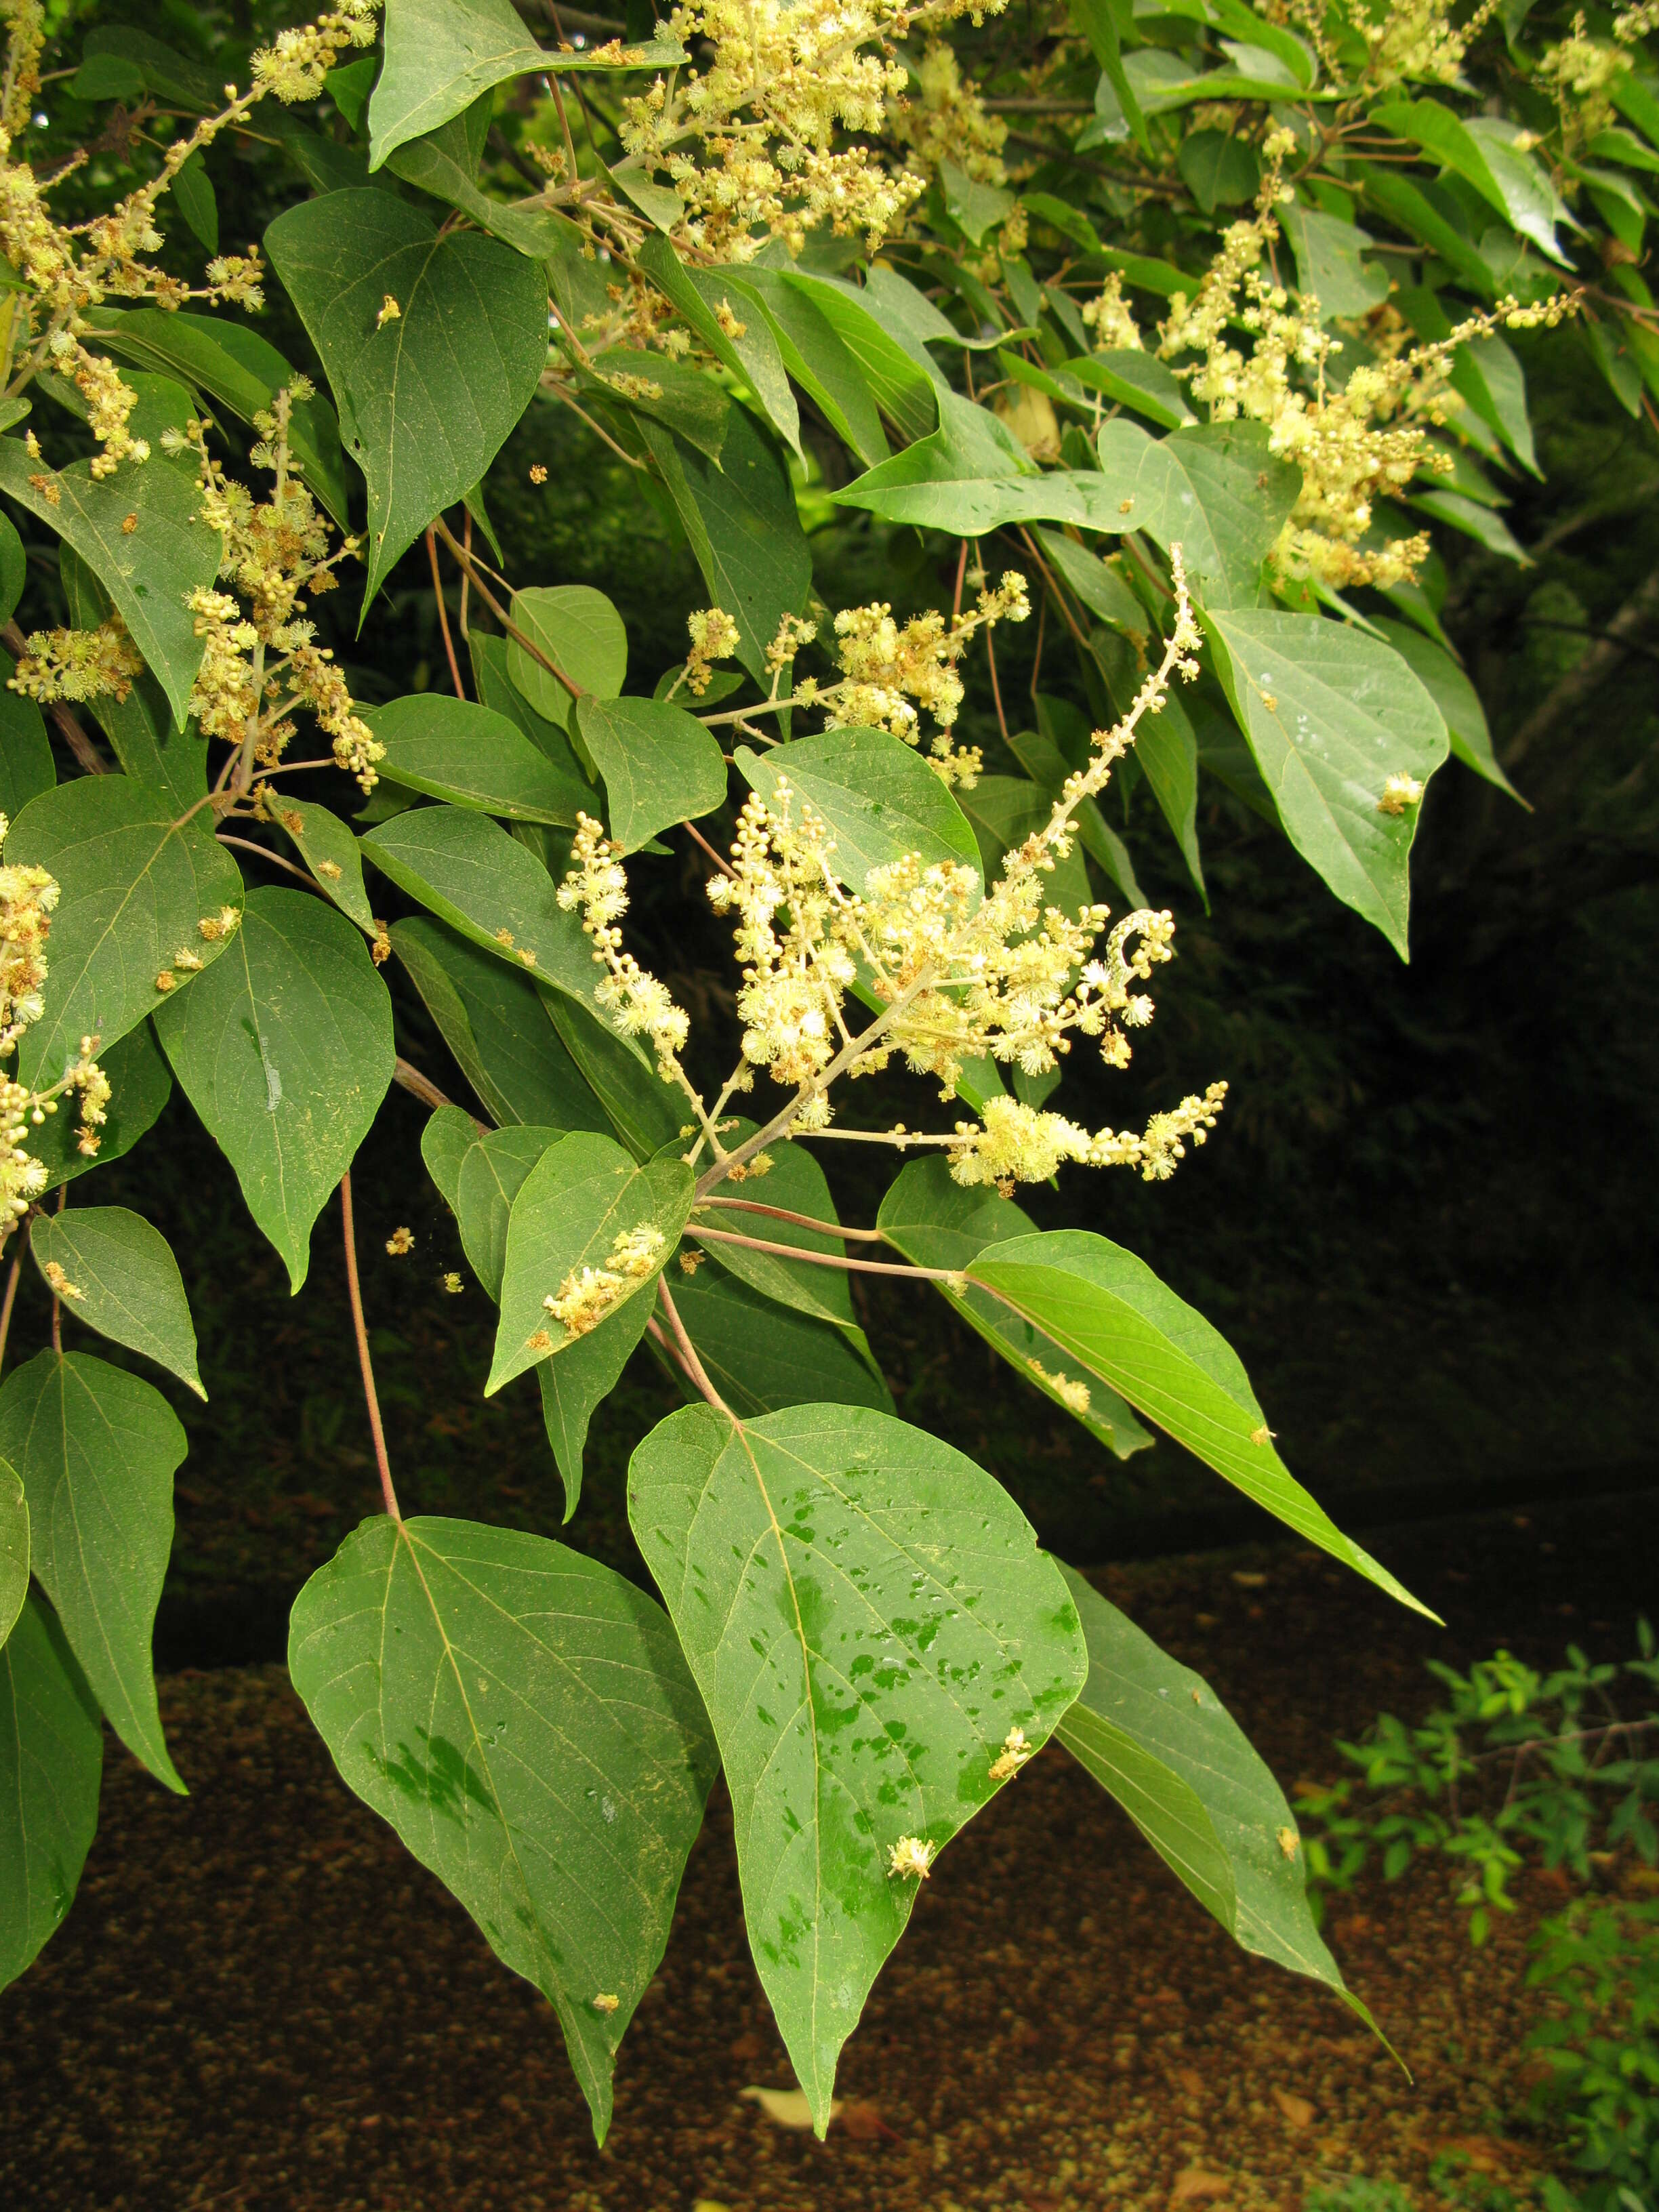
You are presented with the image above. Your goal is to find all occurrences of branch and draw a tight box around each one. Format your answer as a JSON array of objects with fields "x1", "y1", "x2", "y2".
[
  {"x1": 687, "y1": 1221, "x2": 962, "y2": 1282},
  {"x1": 426, "y1": 526, "x2": 466, "y2": 699},
  {"x1": 340, "y1": 1170, "x2": 401, "y2": 1521},
  {"x1": 655, "y1": 1275, "x2": 731, "y2": 1414},
  {"x1": 393, "y1": 1056, "x2": 464, "y2": 1115}
]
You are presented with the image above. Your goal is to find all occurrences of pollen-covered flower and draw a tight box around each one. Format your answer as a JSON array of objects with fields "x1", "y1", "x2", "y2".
[
  {"x1": 1378, "y1": 773, "x2": 1425, "y2": 815},
  {"x1": 888, "y1": 1834, "x2": 936, "y2": 1880},
  {"x1": 685, "y1": 606, "x2": 741, "y2": 696}
]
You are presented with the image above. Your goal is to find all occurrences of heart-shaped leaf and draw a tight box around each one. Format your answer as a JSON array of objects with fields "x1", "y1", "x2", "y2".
[
  {"x1": 29, "y1": 1206, "x2": 203, "y2": 1398},
  {"x1": 575, "y1": 696, "x2": 726, "y2": 851}
]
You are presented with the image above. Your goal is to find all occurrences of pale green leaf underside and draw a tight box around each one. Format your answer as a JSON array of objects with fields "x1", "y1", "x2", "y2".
[
  {"x1": 7, "y1": 775, "x2": 243, "y2": 1088},
  {"x1": 628, "y1": 1400, "x2": 1088, "y2": 2131},
  {"x1": 287, "y1": 1514, "x2": 717, "y2": 2142},
  {"x1": 0, "y1": 1593, "x2": 102, "y2": 1995},
  {"x1": 0, "y1": 1349, "x2": 186, "y2": 1790},
  {"x1": 968, "y1": 1231, "x2": 1433, "y2": 1616},
  {"x1": 155, "y1": 888, "x2": 395, "y2": 1293},
  {"x1": 30, "y1": 1205, "x2": 203, "y2": 1398},
  {"x1": 489, "y1": 1130, "x2": 693, "y2": 1394}
]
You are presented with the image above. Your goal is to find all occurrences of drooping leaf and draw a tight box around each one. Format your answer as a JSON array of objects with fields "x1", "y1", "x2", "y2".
[
  {"x1": 153, "y1": 888, "x2": 395, "y2": 1292},
  {"x1": 1094, "y1": 420, "x2": 1301, "y2": 606},
  {"x1": 628, "y1": 1400, "x2": 1088, "y2": 2131},
  {"x1": 776, "y1": 270, "x2": 937, "y2": 445},
  {"x1": 264, "y1": 189, "x2": 548, "y2": 606},
  {"x1": 1032, "y1": 529, "x2": 1150, "y2": 636},
  {"x1": 545, "y1": 993, "x2": 686, "y2": 1160},
  {"x1": 506, "y1": 586, "x2": 628, "y2": 735},
  {"x1": 0, "y1": 1462, "x2": 25, "y2": 1650},
  {"x1": 1055, "y1": 1563, "x2": 1364, "y2": 2007},
  {"x1": 454, "y1": 1124, "x2": 560, "y2": 1296},
  {"x1": 288, "y1": 1515, "x2": 717, "y2": 2142},
  {"x1": 367, "y1": 695, "x2": 592, "y2": 824},
  {"x1": 268, "y1": 796, "x2": 377, "y2": 930},
  {"x1": 0, "y1": 1593, "x2": 102, "y2": 1995},
  {"x1": 636, "y1": 409, "x2": 812, "y2": 683},
  {"x1": 368, "y1": 0, "x2": 684, "y2": 167},
  {"x1": 470, "y1": 630, "x2": 598, "y2": 792},
  {"x1": 170, "y1": 149, "x2": 218, "y2": 254},
  {"x1": 535, "y1": 1293, "x2": 656, "y2": 1522},
  {"x1": 1062, "y1": 351, "x2": 1195, "y2": 430},
  {"x1": 363, "y1": 805, "x2": 605, "y2": 1012},
  {"x1": 724, "y1": 270, "x2": 888, "y2": 468},
  {"x1": 581, "y1": 349, "x2": 731, "y2": 464},
  {"x1": 0, "y1": 439, "x2": 220, "y2": 725},
  {"x1": 1370, "y1": 617, "x2": 1522, "y2": 802},
  {"x1": 575, "y1": 696, "x2": 727, "y2": 852},
  {"x1": 0, "y1": 657, "x2": 53, "y2": 819},
  {"x1": 6, "y1": 776, "x2": 243, "y2": 1086},
  {"x1": 488, "y1": 1130, "x2": 693, "y2": 1394},
  {"x1": 0, "y1": 510, "x2": 25, "y2": 626},
  {"x1": 387, "y1": 106, "x2": 580, "y2": 261},
  {"x1": 0, "y1": 1350, "x2": 186, "y2": 1788},
  {"x1": 956, "y1": 776, "x2": 1091, "y2": 922},
  {"x1": 878, "y1": 1157, "x2": 1151, "y2": 1460},
  {"x1": 664, "y1": 1269, "x2": 895, "y2": 1419},
  {"x1": 29, "y1": 1206, "x2": 203, "y2": 1399},
  {"x1": 966, "y1": 1230, "x2": 1431, "y2": 1614},
  {"x1": 735, "y1": 725, "x2": 979, "y2": 892},
  {"x1": 30, "y1": 1023, "x2": 171, "y2": 1193},
  {"x1": 638, "y1": 235, "x2": 801, "y2": 459},
  {"x1": 422, "y1": 1099, "x2": 479, "y2": 1214},
  {"x1": 1204, "y1": 609, "x2": 1448, "y2": 957},
  {"x1": 391, "y1": 913, "x2": 613, "y2": 1132}
]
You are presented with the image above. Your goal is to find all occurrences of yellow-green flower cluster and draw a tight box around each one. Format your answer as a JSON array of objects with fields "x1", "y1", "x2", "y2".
[
  {"x1": 544, "y1": 1223, "x2": 666, "y2": 1340},
  {"x1": 11, "y1": 617, "x2": 144, "y2": 705},
  {"x1": 559, "y1": 813, "x2": 693, "y2": 1076},
  {"x1": 890, "y1": 40, "x2": 1008, "y2": 187}
]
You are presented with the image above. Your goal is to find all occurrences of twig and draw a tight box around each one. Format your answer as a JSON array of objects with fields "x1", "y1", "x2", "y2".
[
  {"x1": 655, "y1": 1276, "x2": 731, "y2": 1414},
  {"x1": 985, "y1": 623, "x2": 1010, "y2": 747},
  {"x1": 683, "y1": 817, "x2": 735, "y2": 877},
  {"x1": 340, "y1": 1170, "x2": 401, "y2": 1521},
  {"x1": 426, "y1": 526, "x2": 466, "y2": 700},
  {"x1": 216, "y1": 834, "x2": 314, "y2": 884},
  {"x1": 432, "y1": 518, "x2": 582, "y2": 698},
  {"x1": 701, "y1": 1195, "x2": 884, "y2": 1240},
  {"x1": 392, "y1": 1057, "x2": 462, "y2": 1115},
  {"x1": 953, "y1": 538, "x2": 968, "y2": 621},
  {"x1": 687, "y1": 1221, "x2": 962, "y2": 1282}
]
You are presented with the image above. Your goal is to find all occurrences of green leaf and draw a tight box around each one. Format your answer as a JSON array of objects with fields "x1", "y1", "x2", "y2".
[
  {"x1": 966, "y1": 1231, "x2": 1431, "y2": 1614},
  {"x1": 85, "y1": 307, "x2": 353, "y2": 529},
  {"x1": 878, "y1": 1157, "x2": 1151, "y2": 1460},
  {"x1": 422, "y1": 1100, "x2": 478, "y2": 1214},
  {"x1": 1357, "y1": 167, "x2": 1498, "y2": 298},
  {"x1": 690, "y1": 1136, "x2": 868, "y2": 1343},
  {"x1": 957, "y1": 776, "x2": 1091, "y2": 920},
  {"x1": 1372, "y1": 99, "x2": 1568, "y2": 264},
  {"x1": 6, "y1": 776, "x2": 243, "y2": 1086},
  {"x1": 535, "y1": 1292, "x2": 656, "y2": 1521},
  {"x1": 776, "y1": 271, "x2": 937, "y2": 445},
  {"x1": 288, "y1": 1515, "x2": 716, "y2": 2142},
  {"x1": 170, "y1": 150, "x2": 218, "y2": 255},
  {"x1": 628, "y1": 1400, "x2": 1088, "y2": 2131},
  {"x1": 0, "y1": 1349, "x2": 187, "y2": 1788},
  {"x1": 506, "y1": 585, "x2": 627, "y2": 735},
  {"x1": 638, "y1": 235, "x2": 800, "y2": 459},
  {"x1": 0, "y1": 510, "x2": 26, "y2": 627},
  {"x1": 29, "y1": 1023, "x2": 171, "y2": 1193},
  {"x1": 1062, "y1": 350, "x2": 1195, "y2": 430},
  {"x1": 153, "y1": 888, "x2": 395, "y2": 1292},
  {"x1": 470, "y1": 629, "x2": 596, "y2": 790},
  {"x1": 722, "y1": 270, "x2": 888, "y2": 468},
  {"x1": 0, "y1": 440, "x2": 220, "y2": 726},
  {"x1": 1408, "y1": 486, "x2": 1528, "y2": 562},
  {"x1": 575, "y1": 696, "x2": 727, "y2": 852},
  {"x1": 369, "y1": 0, "x2": 684, "y2": 165},
  {"x1": 367, "y1": 695, "x2": 592, "y2": 825},
  {"x1": 1054, "y1": 1563, "x2": 1362, "y2": 2005},
  {"x1": 1095, "y1": 420, "x2": 1301, "y2": 606},
  {"x1": 1178, "y1": 129, "x2": 1262, "y2": 214},
  {"x1": 489, "y1": 1130, "x2": 692, "y2": 1394},
  {"x1": 0, "y1": 1462, "x2": 24, "y2": 1650},
  {"x1": 1206, "y1": 609, "x2": 1449, "y2": 952},
  {"x1": 939, "y1": 159, "x2": 1016, "y2": 246},
  {"x1": 1068, "y1": 0, "x2": 1150, "y2": 155},
  {"x1": 546, "y1": 994, "x2": 686, "y2": 1160},
  {"x1": 268, "y1": 797, "x2": 377, "y2": 930},
  {"x1": 735, "y1": 725, "x2": 979, "y2": 893},
  {"x1": 581, "y1": 350, "x2": 731, "y2": 464},
  {"x1": 636, "y1": 409, "x2": 812, "y2": 684},
  {"x1": 264, "y1": 189, "x2": 548, "y2": 607},
  {"x1": 1370, "y1": 617, "x2": 1522, "y2": 802},
  {"x1": 0, "y1": 1593, "x2": 102, "y2": 1995},
  {"x1": 0, "y1": 657, "x2": 53, "y2": 820},
  {"x1": 454, "y1": 1124, "x2": 560, "y2": 1298},
  {"x1": 664, "y1": 1269, "x2": 894, "y2": 1420},
  {"x1": 1279, "y1": 203, "x2": 1390, "y2": 321},
  {"x1": 387, "y1": 108, "x2": 579, "y2": 261},
  {"x1": 392, "y1": 914, "x2": 613, "y2": 1132},
  {"x1": 29, "y1": 1206, "x2": 203, "y2": 1399},
  {"x1": 1032, "y1": 529, "x2": 1149, "y2": 636}
]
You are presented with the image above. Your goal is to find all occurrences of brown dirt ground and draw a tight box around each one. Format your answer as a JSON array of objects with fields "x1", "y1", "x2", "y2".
[{"x1": 0, "y1": 1500, "x2": 1649, "y2": 2212}]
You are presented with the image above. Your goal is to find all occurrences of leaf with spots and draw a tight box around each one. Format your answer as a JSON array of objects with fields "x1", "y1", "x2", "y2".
[
  {"x1": 153, "y1": 888, "x2": 395, "y2": 1292},
  {"x1": 628, "y1": 1400, "x2": 1088, "y2": 2132},
  {"x1": 287, "y1": 1515, "x2": 717, "y2": 2142}
]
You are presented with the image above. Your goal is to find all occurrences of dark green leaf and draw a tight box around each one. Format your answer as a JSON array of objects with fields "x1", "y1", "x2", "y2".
[
  {"x1": 0, "y1": 1349, "x2": 186, "y2": 1788},
  {"x1": 30, "y1": 1023, "x2": 171, "y2": 1193},
  {"x1": 30, "y1": 1206, "x2": 202, "y2": 1399},
  {"x1": 0, "y1": 656, "x2": 53, "y2": 819},
  {"x1": 1178, "y1": 129, "x2": 1262, "y2": 213},
  {"x1": 171, "y1": 151, "x2": 218, "y2": 255},
  {"x1": 691, "y1": 1135, "x2": 867, "y2": 1343},
  {"x1": 536, "y1": 1296, "x2": 656, "y2": 1521},
  {"x1": 1279, "y1": 203, "x2": 1389, "y2": 321},
  {"x1": 269, "y1": 797, "x2": 377, "y2": 930},
  {"x1": 575, "y1": 695, "x2": 726, "y2": 852},
  {"x1": 1063, "y1": 350, "x2": 1195, "y2": 430},
  {"x1": 506, "y1": 586, "x2": 626, "y2": 735},
  {"x1": 0, "y1": 510, "x2": 24, "y2": 626},
  {"x1": 1370, "y1": 617, "x2": 1522, "y2": 802},
  {"x1": 367, "y1": 695, "x2": 593, "y2": 824},
  {"x1": 454, "y1": 1124, "x2": 560, "y2": 1297},
  {"x1": 664, "y1": 1269, "x2": 894, "y2": 1419},
  {"x1": 545, "y1": 993, "x2": 686, "y2": 1160},
  {"x1": 638, "y1": 235, "x2": 800, "y2": 459},
  {"x1": 0, "y1": 1593, "x2": 102, "y2": 1995},
  {"x1": 422, "y1": 1100, "x2": 479, "y2": 1214},
  {"x1": 724, "y1": 270, "x2": 888, "y2": 468},
  {"x1": 153, "y1": 889, "x2": 395, "y2": 1291},
  {"x1": 0, "y1": 1461, "x2": 24, "y2": 1650}
]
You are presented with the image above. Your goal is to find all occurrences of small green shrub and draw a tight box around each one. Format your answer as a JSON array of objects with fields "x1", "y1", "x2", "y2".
[{"x1": 1530, "y1": 1900, "x2": 1659, "y2": 2212}]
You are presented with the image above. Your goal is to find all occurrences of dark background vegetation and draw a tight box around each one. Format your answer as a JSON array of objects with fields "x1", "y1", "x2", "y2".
[{"x1": 9, "y1": 0, "x2": 1656, "y2": 1663}]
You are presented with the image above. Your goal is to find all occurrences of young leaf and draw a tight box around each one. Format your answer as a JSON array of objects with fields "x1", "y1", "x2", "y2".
[
  {"x1": 6, "y1": 777, "x2": 243, "y2": 1086},
  {"x1": 397, "y1": 920, "x2": 591, "y2": 1126},
  {"x1": 0, "y1": 1460, "x2": 25, "y2": 1650},
  {"x1": 1204, "y1": 609, "x2": 1449, "y2": 957},
  {"x1": 0, "y1": 1593, "x2": 102, "y2": 1995},
  {"x1": 0, "y1": 1349, "x2": 187, "y2": 1789},
  {"x1": 628, "y1": 1401, "x2": 1089, "y2": 2132},
  {"x1": 288, "y1": 1515, "x2": 717, "y2": 2143},
  {"x1": 0, "y1": 442, "x2": 221, "y2": 725},
  {"x1": 363, "y1": 805, "x2": 604, "y2": 1012},
  {"x1": 966, "y1": 1230, "x2": 1432, "y2": 1614},
  {"x1": 537, "y1": 1296, "x2": 657, "y2": 1521},
  {"x1": 661, "y1": 1269, "x2": 895, "y2": 1420},
  {"x1": 367, "y1": 695, "x2": 592, "y2": 824},
  {"x1": 575, "y1": 696, "x2": 727, "y2": 851},
  {"x1": 29, "y1": 1206, "x2": 203, "y2": 1399},
  {"x1": 455, "y1": 1124, "x2": 561, "y2": 1296},
  {"x1": 264, "y1": 189, "x2": 548, "y2": 606},
  {"x1": 30, "y1": 1023, "x2": 172, "y2": 1193},
  {"x1": 506, "y1": 586, "x2": 628, "y2": 734},
  {"x1": 735, "y1": 725, "x2": 980, "y2": 891},
  {"x1": 268, "y1": 796, "x2": 377, "y2": 930},
  {"x1": 1054, "y1": 1562, "x2": 1364, "y2": 2007},
  {"x1": 878, "y1": 1157, "x2": 1151, "y2": 1460},
  {"x1": 635, "y1": 408, "x2": 812, "y2": 683},
  {"x1": 153, "y1": 888, "x2": 395, "y2": 1292},
  {"x1": 489, "y1": 1130, "x2": 693, "y2": 1394}
]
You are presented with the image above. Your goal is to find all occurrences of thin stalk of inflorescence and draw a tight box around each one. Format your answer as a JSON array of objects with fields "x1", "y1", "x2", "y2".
[
  {"x1": 340, "y1": 1170, "x2": 401, "y2": 1521},
  {"x1": 426, "y1": 527, "x2": 466, "y2": 700},
  {"x1": 701, "y1": 1196, "x2": 885, "y2": 1240},
  {"x1": 654, "y1": 1276, "x2": 731, "y2": 1415},
  {"x1": 685, "y1": 1223, "x2": 962, "y2": 1284}
]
